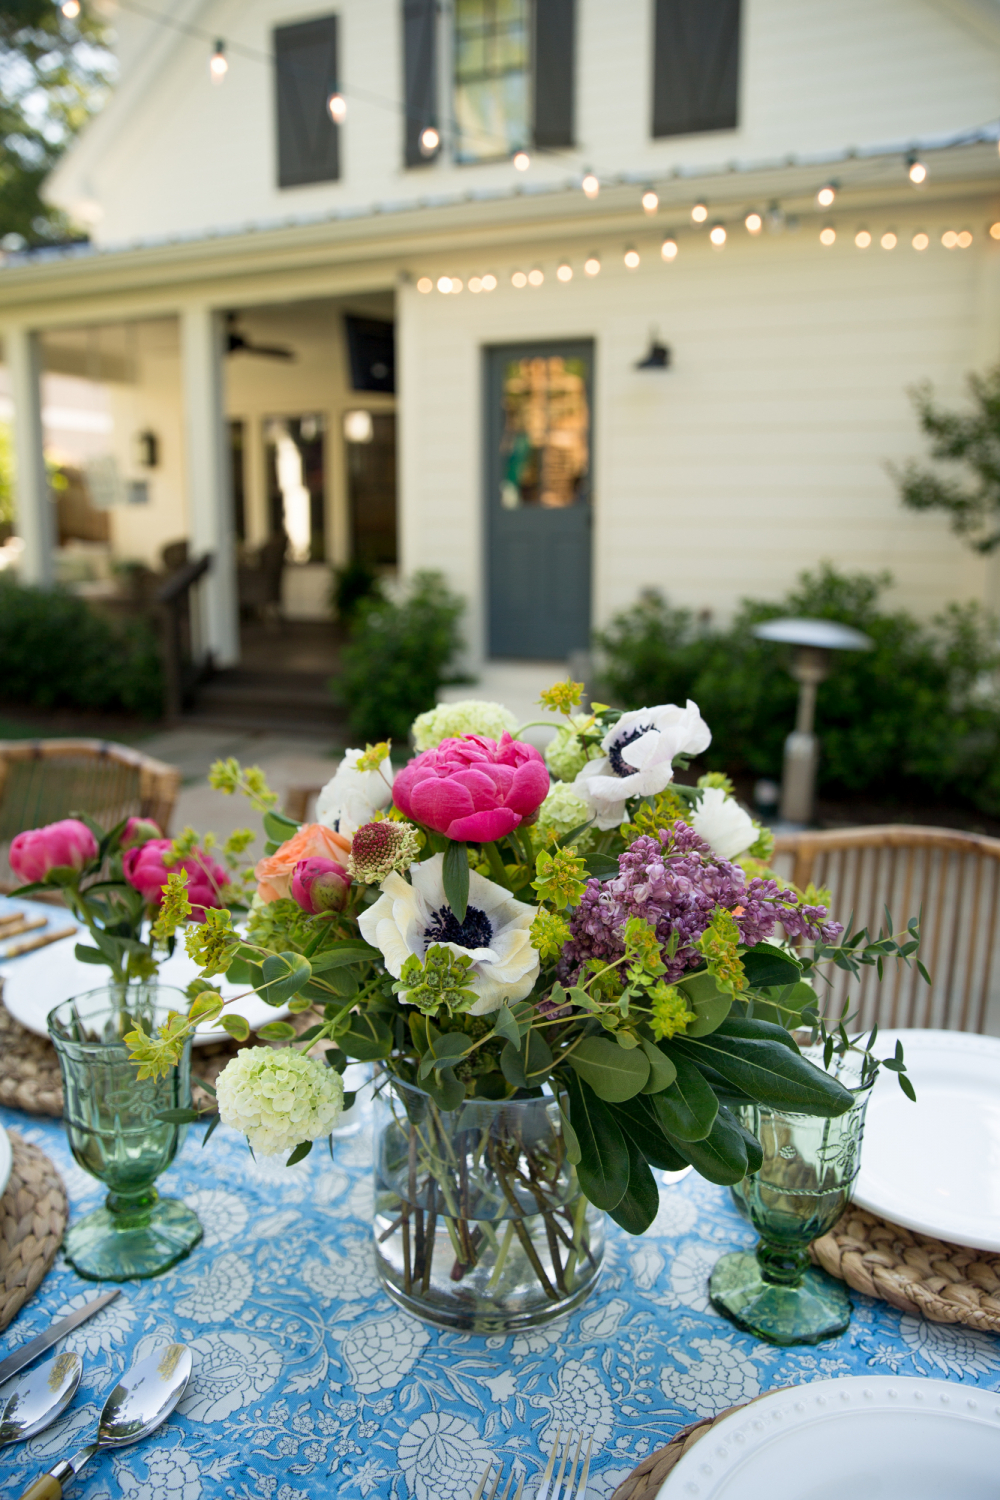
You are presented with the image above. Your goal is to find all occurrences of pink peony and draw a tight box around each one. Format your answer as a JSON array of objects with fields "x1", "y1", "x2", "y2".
[
  {"x1": 121, "y1": 816, "x2": 162, "y2": 850},
  {"x1": 291, "y1": 857, "x2": 351, "y2": 914},
  {"x1": 10, "y1": 818, "x2": 98, "y2": 883},
  {"x1": 392, "y1": 733, "x2": 550, "y2": 843},
  {"x1": 124, "y1": 838, "x2": 228, "y2": 920}
]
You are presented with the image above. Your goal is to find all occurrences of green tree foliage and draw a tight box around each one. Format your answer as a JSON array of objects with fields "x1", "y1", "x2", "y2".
[
  {"x1": 336, "y1": 571, "x2": 468, "y2": 741},
  {"x1": 596, "y1": 564, "x2": 1000, "y2": 814},
  {"x1": 0, "y1": 2, "x2": 113, "y2": 247},
  {"x1": 894, "y1": 367, "x2": 1000, "y2": 553}
]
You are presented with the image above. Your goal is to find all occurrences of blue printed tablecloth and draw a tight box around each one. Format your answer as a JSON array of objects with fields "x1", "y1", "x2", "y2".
[{"x1": 1, "y1": 1100, "x2": 998, "y2": 1500}]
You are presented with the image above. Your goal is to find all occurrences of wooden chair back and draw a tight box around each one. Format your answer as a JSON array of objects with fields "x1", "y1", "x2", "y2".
[
  {"x1": 0, "y1": 739, "x2": 181, "y2": 890},
  {"x1": 771, "y1": 825, "x2": 1000, "y2": 1034}
]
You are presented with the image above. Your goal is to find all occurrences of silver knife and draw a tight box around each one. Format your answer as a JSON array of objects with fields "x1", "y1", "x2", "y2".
[{"x1": 0, "y1": 1290, "x2": 121, "y2": 1386}]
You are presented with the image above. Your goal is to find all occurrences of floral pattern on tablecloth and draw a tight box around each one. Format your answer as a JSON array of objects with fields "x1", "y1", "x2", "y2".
[{"x1": 2, "y1": 1102, "x2": 999, "y2": 1500}]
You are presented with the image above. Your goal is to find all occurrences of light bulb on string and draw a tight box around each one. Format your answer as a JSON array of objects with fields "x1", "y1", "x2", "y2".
[
  {"x1": 436, "y1": 276, "x2": 452, "y2": 293},
  {"x1": 511, "y1": 271, "x2": 527, "y2": 288},
  {"x1": 745, "y1": 211, "x2": 762, "y2": 234},
  {"x1": 624, "y1": 247, "x2": 640, "y2": 268},
  {"x1": 990, "y1": 223, "x2": 1000, "y2": 240},
  {"x1": 819, "y1": 226, "x2": 836, "y2": 246},
  {"x1": 816, "y1": 184, "x2": 836, "y2": 208},
  {"x1": 691, "y1": 202, "x2": 708, "y2": 223},
  {"x1": 327, "y1": 93, "x2": 347, "y2": 123},
  {"x1": 513, "y1": 150, "x2": 530, "y2": 171},
  {"x1": 61, "y1": 0, "x2": 81, "y2": 17},
  {"x1": 209, "y1": 40, "x2": 228, "y2": 82},
  {"x1": 642, "y1": 189, "x2": 659, "y2": 213},
  {"x1": 582, "y1": 172, "x2": 600, "y2": 198},
  {"x1": 881, "y1": 231, "x2": 897, "y2": 250},
  {"x1": 419, "y1": 126, "x2": 440, "y2": 156},
  {"x1": 557, "y1": 262, "x2": 573, "y2": 282},
  {"x1": 469, "y1": 277, "x2": 482, "y2": 293},
  {"x1": 942, "y1": 230, "x2": 958, "y2": 249},
  {"x1": 584, "y1": 254, "x2": 601, "y2": 276},
  {"x1": 709, "y1": 223, "x2": 727, "y2": 247},
  {"x1": 661, "y1": 236, "x2": 678, "y2": 260},
  {"x1": 481, "y1": 273, "x2": 497, "y2": 290},
  {"x1": 528, "y1": 267, "x2": 544, "y2": 285},
  {"x1": 907, "y1": 152, "x2": 927, "y2": 185},
  {"x1": 957, "y1": 230, "x2": 973, "y2": 248},
  {"x1": 855, "y1": 229, "x2": 871, "y2": 248},
  {"x1": 417, "y1": 277, "x2": 433, "y2": 294},
  {"x1": 912, "y1": 231, "x2": 929, "y2": 251}
]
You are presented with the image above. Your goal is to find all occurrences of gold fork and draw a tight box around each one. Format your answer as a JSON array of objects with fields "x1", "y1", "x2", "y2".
[{"x1": 471, "y1": 1460, "x2": 524, "y2": 1500}]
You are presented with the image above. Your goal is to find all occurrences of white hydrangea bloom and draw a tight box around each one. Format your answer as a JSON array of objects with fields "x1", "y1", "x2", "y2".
[
  {"x1": 216, "y1": 1047, "x2": 343, "y2": 1157},
  {"x1": 544, "y1": 714, "x2": 600, "y2": 782},
  {"x1": 573, "y1": 701, "x2": 712, "y2": 830},
  {"x1": 689, "y1": 786, "x2": 758, "y2": 861},
  {"x1": 411, "y1": 699, "x2": 518, "y2": 752},
  {"x1": 316, "y1": 749, "x2": 395, "y2": 840},
  {"x1": 534, "y1": 781, "x2": 595, "y2": 851}
]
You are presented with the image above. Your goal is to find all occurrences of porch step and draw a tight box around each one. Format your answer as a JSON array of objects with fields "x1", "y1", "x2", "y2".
[{"x1": 184, "y1": 668, "x2": 347, "y2": 735}]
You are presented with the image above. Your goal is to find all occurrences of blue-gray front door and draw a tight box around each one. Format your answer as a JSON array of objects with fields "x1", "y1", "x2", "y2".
[{"x1": 485, "y1": 341, "x2": 593, "y2": 659}]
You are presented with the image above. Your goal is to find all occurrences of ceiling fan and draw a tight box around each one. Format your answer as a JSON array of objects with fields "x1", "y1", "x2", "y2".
[{"x1": 225, "y1": 313, "x2": 295, "y2": 361}]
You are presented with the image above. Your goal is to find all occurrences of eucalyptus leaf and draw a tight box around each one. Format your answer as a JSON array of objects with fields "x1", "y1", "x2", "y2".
[
  {"x1": 676, "y1": 970, "x2": 733, "y2": 1037},
  {"x1": 567, "y1": 1036, "x2": 650, "y2": 1102},
  {"x1": 221, "y1": 1013, "x2": 251, "y2": 1041},
  {"x1": 500, "y1": 1040, "x2": 527, "y2": 1089},
  {"x1": 424, "y1": 1066, "x2": 465, "y2": 1111},
  {"x1": 310, "y1": 942, "x2": 381, "y2": 971},
  {"x1": 187, "y1": 992, "x2": 224, "y2": 1024},
  {"x1": 257, "y1": 1021, "x2": 298, "y2": 1040},
  {"x1": 339, "y1": 1014, "x2": 393, "y2": 1061},
  {"x1": 492, "y1": 1003, "x2": 521, "y2": 1049},
  {"x1": 651, "y1": 1049, "x2": 719, "y2": 1140},
  {"x1": 557, "y1": 1103, "x2": 582, "y2": 1164},
  {"x1": 524, "y1": 1029, "x2": 554, "y2": 1079},
  {"x1": 263, "y1": 809, "x2": 301, "y2": 842},
  {"x1": 442, "y1": 840, "x2": 470, "y2": 924},
  {"x1": 562, "y1": 1072, "x2": 629, "y2": 1211},
  {"x1": 226, "y1": 957, "x2": 263, "y2": 988},
  {"x1": 324, "y1": 966, "x2": 359, "y2": 998},
  {"x1": 259, "y1": 952, "x2": 312, "y2": 1006},
  {"x1": 418, "y1": 1032, "x2": 470, "y2": 1079}
]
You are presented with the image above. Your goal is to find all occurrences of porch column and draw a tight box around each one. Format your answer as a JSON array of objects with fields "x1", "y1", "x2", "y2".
[
  {"x1": 4, "y1": 326, "x2": 54, "y2": 585},
  {"x1": 181, "y1": 303, "x2": 239, "y2": 665}
]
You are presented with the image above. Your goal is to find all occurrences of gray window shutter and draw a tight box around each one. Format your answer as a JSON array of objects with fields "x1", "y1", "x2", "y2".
[
  {"x1": 403, "y1": 0, "x2": 438, "y2": 167},
  {"x1": 534, "y1": 0, "x2": 575, "y2": 150},
  {"x1": 652, "y1": 0, "x2": 740, "y2": 139},
  {"x1": 274, "y1": 14, "x2": 340, "y2": 188}
]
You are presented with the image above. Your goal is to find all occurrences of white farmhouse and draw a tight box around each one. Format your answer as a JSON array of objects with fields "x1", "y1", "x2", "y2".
[{"x1": 1, "y1": 0, "x2": 999, "y2": 707}]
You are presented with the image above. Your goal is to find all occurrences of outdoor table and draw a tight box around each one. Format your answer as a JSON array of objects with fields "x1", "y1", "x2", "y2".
[{"x1": 1, "y1": 1100, "x2": 997, "y2": 1500}]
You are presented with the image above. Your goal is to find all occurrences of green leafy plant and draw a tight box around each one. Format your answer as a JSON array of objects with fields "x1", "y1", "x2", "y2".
[
  {"x1": 335, "y1": 570, "x2": 468, "y2": 741},
  {"x1": 330, "y1": 559, "x2": 383, "y2": 622},
  {"x1": 894, "y1": 366, "x2": 1000, "y2": 553}
]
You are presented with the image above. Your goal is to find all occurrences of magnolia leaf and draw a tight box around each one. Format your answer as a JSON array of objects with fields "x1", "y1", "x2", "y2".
[
  {"x1": 677, "y1": 971, "x2": 733, "y2": 1037},
  {"x1": 675, "y1": 1031, "x2": 854, "y2": 1117},
  {"x1": 715, "y1": 1016, "x2": 800, "y2": 1051},
  {"x1": 286, "y1": 1140, "x2": 313, "y2": 1166},
  {"x1": 257, "y1": 1021, "x2": 297, "y2": 1040},
  {"x1": 259, "y1": 952, "x2": 312, "y2": 1006},
  {"x1": 154, "y1": 1108, "x2": 204, "y2": 1124},
  {"x1": 650, "y1": 1050, "x2": 719, "y2": 1140},
  {"x1": 442, "y1": 840, "x2": 470, "y2": 924},
  {"x1": 310, "y1": 942, "x2": 381, "y2": 971},
  {"x1": 563, "y1": 1072, "x2": 629, "y2": 1211},
  {"x1": 221, "y1": 1013, "x2": 251, "y2": 1041},
  {"x1": 583, "y1": 853, "x2": 619, "y2": 881},
  {"x1": 639, "y1": 1036, "x2": 677, "y2": 1093},
  {"x1": 751, "y1": 979, "x2": 818, "y2": 1026},
  {"x1": 75, "y1": 944, "x2": 108, "y2": 966},
  {"x1": 666, "y1": 1107, "x2": 750, "y2": 1185},
  {"x1": 742, "y1": 942, "x2": 803, "y2": 990},
  {"x1": 610, "y1": 1094, "x2": 690, "y2": 1172},
  {"x1": 607, "y1": 1129, "x2": 660, "y2": 1235},
  {"x1": 567, "y1": 1036, "x2": 650, "y2": 1102}
]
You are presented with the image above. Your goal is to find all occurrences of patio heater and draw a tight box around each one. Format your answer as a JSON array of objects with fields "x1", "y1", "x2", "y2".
[{"x1": 751, "y1": 617, "x2": 873, "y2": 825}]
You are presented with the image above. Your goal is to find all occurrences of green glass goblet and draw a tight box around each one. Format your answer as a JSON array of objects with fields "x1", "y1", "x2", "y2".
[
  {"x1": 48, "y1": 984, "x2": 203, "y2": 1281},
  {"x1": 709, "y1": 1058, "x2": 872, "y2": 1345}
]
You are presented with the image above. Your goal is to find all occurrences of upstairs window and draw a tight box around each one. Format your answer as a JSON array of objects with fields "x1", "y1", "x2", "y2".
[
  {"x1": 454, "y1": 0, "x2": 531, "y2": 162},
  {"x1": 651, "y1": 0, "x2": 740, "y2": 139},
  {"x1": 274, "y1": 14, "x2": 341, "y2": 188}
]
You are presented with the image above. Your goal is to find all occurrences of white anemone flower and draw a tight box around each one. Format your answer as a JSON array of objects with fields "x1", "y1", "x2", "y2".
[
  {"x1": 316, "y1": 749, "x2": 395, "y2": 839},
  {"x1": 690, "y1": 786, "x2": 758, "y2": 861},
  {"x1": 357, "y1": 853, "x2": 539, "y2": 1015},
  {"x1": 572, "y1": 701, "x2": 712, "y2": 830}
]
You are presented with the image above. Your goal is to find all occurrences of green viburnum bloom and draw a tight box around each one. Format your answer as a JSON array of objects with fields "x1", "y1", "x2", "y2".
[
  {"x1": 649, "y1": 981, "x2": 697, "y2": 1040},
  {"x1": 215, "y1": 1046, "x2": 344, "y2": 1157},
  {"x1": 411, "y1": 699, "x2": 518, "y2": 751},
  {"x1": 532, "y1": 848, "x2": 589, "y2": 910},
  {"x1": 534, "y1": 781, "x2": 595, "y2": 850},
  {"x1": 393, "y1": 944, "x2": 480, "y2": 1015},
  {"x1": 696, "y1": 907, "x2": 746, "y2": 996},
  {"x1": 185, "y1": 907, "x2": 239, "y2": 976},
  {"x1": 530, "y1": 908, "x2": 571, "y2": 960},
  {"x1": 544, "y1": 714, "x2": 600, "y2": 782},
  {"x1": 150, "y1": 870, "x2": 192, "y2": 943}
]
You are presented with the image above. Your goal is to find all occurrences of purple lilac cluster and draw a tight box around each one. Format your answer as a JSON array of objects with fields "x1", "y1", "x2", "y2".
[{"x1": 559, "y1": 821, "x2": 843, "y2": 983}]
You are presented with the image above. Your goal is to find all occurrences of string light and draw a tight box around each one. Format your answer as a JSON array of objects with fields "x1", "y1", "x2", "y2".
[
  {"x1": 991, "y1": 223, "x2": 1000, "y2": 240},
  {"x1": 556, "y1": 262, "x2": 573, "y2": 281},
  {"x1": 419, "y1": 126, "x2": 440, "y2": 156},
  {"x1": 60, "y1": 0, "x2": 81, "y2": 16},
  {"x1": 958, "y1": 230, "x2": 973, "y2": 248},
  {"x1": 584, "y1": 254, "x2": 601, "y2": 275},
  {"x1": 912, "y1": 231, "x2": 929, "y2": 250},
  {"x1": 469, "y1": 276, "x2": 482, "y2": 292},
  {"x1": 451, "y1": 277, "x2": 463, "y2": 292},
  {"x1": 709, "y1": 224, "x2": 726, "y2": 247},
  {"x1": 582, "y1": 172, "x2": 600, "y2": 198},
  {"x1": 642, "y1": 190, "x2": 659, "y2": 213},
  {"x1": 624, "y1": 247, "x2": 640, "y2": 268},
  {"x1": 511, "y1": 270, "x2": 527, "y2": 288},
  {"x1": 661, "y1": 236, "x2": 678, "y2": 260},
  {"x1": 481, "y1": 273, "x2": 497, "y2": 290},
  {"x1": 942, "y1": 230, "x2": 958, "y2": 248},
  {"x1": 528, "y1": 267, "x2": 544, "y2": 285},
  {"x1": 513, "y1": 151, "x2": 530, "y2": 171},
  {"x1": 819, "y1": 226, "x2": 836, "y2": 246},
  {"x1": 908, "y1": 152, "x2": 927, "y2": 184},
  {"x1": 417, "y1": 276, "x2": 433, "y2": 293},
  {"x1": 855, "y1": 229, "x2": 871, "y2": 248},
  {"x1": 436, "y1": 275, "x2": 453, "y2": 292},
  {"x1": 816, "y1": 184, "x2": 836, "y2": 208},
  {"x1": 691, "y1": 202, "x2": 708, "y2": 223},
  {"x1": 209, "y1": 40, "x2": 228, "y2": 81},
  {"x1": 327, "y1": 93, "x2": 347, "y2": 123},
  {"x1": 745, "y1": 211, "x2": 762, "y2": 234},
  {"x1": 881, "y1": 231, "x2": 897, "y2": 249}
]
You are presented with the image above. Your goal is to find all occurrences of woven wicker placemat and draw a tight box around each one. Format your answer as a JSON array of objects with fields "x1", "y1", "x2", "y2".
[
  {"x1": 0, "y1": 1131, "x2": 67, "y2": 1332},
  {"x1": 0, "y1": 999, "x2": 63, "y2": 1116},
  {"x1": 811, "y1": 1205, "x2": 1000, "y2": 1333},
  {"x1": 611, "y1": 1394, "x2": 772, "y2": 1500}
]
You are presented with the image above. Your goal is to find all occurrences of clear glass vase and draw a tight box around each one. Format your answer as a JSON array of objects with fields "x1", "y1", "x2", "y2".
[
  {"x1": 709, "y1": 1053, "x2": 872, "y2": 1345},
  {"x1": 48, "y1": 984, "x2": 203, "y2": 1281},
  {"x1": 373, "y1": 1074, "x2": 604, "y2": 1332}
]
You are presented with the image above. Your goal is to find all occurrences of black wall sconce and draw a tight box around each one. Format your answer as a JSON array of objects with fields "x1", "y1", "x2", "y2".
[
  {"x1": 636, "y1": 333, "x2": 671, "y2": 370},
  {"x1": 135, "y1": 430, "x2": 159, "y2": 468}
]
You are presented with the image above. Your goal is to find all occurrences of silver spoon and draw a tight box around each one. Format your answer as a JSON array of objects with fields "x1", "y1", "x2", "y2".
[
  {"x1": 16, "y1": 1342, "x2": 192, "y2": 1500},
  {"x1": 0, "y1": 1353, "x2": 82, "y2": 1447}
]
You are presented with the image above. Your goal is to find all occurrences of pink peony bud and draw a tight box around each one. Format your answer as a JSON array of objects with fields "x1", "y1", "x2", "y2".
[
  {"x1": 121, "y1": 816, "x2": 162, "y2": 850},
  {"x1": 9, "y1": 818, "x2": 99, "y2": 884},
  {"x1": 392, "y1": 732, "x2": 550, "y2": 843},
  {"x1": 123, "y1": 837, "x2": 228, "y2": 921},
  {"x1": 291, "y1": 857, "x2": 351, "y2": 914}
]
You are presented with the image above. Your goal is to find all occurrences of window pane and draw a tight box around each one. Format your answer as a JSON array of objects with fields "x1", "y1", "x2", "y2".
[
  {"x1": 454, "y1": 0, "x2": 529, "y2": 161},
  {"x1": 499, "y1": 357, "x2": 590, "y2": 510}
]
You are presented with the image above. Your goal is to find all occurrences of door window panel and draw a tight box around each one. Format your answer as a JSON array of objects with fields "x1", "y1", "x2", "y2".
[
  {"x1": 499, "y1": 355, "x2": 590, "y2": 510},
  {"x1": 264, "y1": 414, "x2": 326, "y2": 562}
]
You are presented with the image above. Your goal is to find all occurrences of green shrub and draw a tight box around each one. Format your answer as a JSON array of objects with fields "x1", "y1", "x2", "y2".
[
  {"x1": 0, "y1": 579, "x2": 164, "y2": 718},
  {"x1": 331, "y1": 559, "x2": 383, "y2": 622},
  {"x1": 336, "y1": 571, "x2": 467, "y2": 741},
  {"x1": 596, "y1": 564, "x2": 1000, "y2": 814}
]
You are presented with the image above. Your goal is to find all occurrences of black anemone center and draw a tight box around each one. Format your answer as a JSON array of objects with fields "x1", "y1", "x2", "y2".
[
  {"x1": 424, "y1": 904, "x2": 494, "y2": 951},
  {"x1": 608, "y1": 724, "x2": 653, "y2": 777}
]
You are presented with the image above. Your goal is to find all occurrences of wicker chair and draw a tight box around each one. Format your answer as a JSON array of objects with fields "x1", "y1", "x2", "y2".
[
  {"x1": 772, "y1": 825, "x2": 1000, "y2": 1034},
  {"x1": 0, "y1": 739, "x2": 181, "y2": 890}
]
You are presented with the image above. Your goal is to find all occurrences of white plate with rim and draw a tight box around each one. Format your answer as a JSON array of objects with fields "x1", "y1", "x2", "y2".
[
  {"x1": 851, "y1": 1028, "x2": 1000, "y2": 1251},
  {"x1": 0, "y1": 930, "x2": 288, "y2": 1045},
  {"x1": 659, "y1": 1376, "x2": 1000, "y2": 1498},
  {"x1": 0, "y1": 1125, "x2": 11, "y2": 1201}
]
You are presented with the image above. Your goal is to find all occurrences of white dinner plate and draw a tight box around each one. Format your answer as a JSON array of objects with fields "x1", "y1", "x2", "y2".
[
  {"x1": 852, "y1": 1028, "x2": 1000, "y2": 1251},
  {"x1": 0, "y1": 926, "x2": 288, "y2": 1045},
  {"x1": 0, "y1": 1125, "x2": 11, "y2": 1202},
  {"x1": 659, "y1": 1377, "x2": 1000, "y2": 1498}
]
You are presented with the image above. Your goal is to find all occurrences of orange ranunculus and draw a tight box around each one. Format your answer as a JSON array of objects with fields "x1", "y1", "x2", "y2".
[{"x1": 255, "y1": 823, "x2": 351, "y2": 904}]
